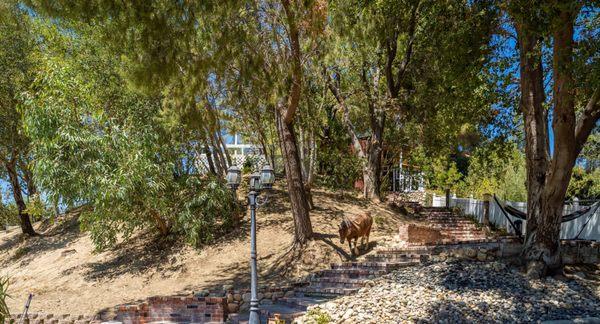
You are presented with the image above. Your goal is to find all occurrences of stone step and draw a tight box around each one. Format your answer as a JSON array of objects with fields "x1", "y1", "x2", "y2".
[
  {"x1": 310, "y1": 277, "x2": 368, "y2": 285},
  {"x1": 307, "y1": 281, "x2": 365, "y2": 290},
  {"x1": 314, "y1": 268, "x2": 387, "y2": 279},
  {"x1": 439, "y1": 229, "x2": 486, "y2": 235},
  {"x1": 420, "y1": 207, "x2": 450, "y2": 212},
  {"x1": 233, "y1": 303, "x2": 307, "y2": 323},
  {"x1": 434, "y1": 226, "x2": 483, "y2": 232},
  {"x1": 427, "y1": 218, "x2": 475, "y2": 223},
  {"x1": 365, "y1": 253, "x2": 423, "y2": 262},
  {"x1": 296, "y1": 286, "x2": 359, "y2": 297},
  {"x1": 277, "y1": 295, "x2": 333, "y2": 310},
  {"x1": 329, "y1": 261, "x2": 417, "y2": 271},
  {"x1": 445, "y1": 236, "x2": 489, "y2": 241},
  {"x1": 425, "y1": 215, "x2": 469, "y2": 220}
]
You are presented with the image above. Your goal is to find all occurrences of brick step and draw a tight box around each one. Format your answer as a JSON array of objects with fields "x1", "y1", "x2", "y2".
[
  {"x1": 420, "y1": 207, "x2": 450, "y2": 212},
  {"x1": 439, "y1": 229, "x2": 486, "y2": 235},
  {"x1": 425, "y1": 215, "x2": 469, "y2": 220},
  {"x1": 330, "y1": 261, "x2": 417, "y2": 271},
  {"x1": 445, "y1": 236, "x2": 489, "y2": 241},
  {"x1": 310, "y1": 277, "x2": 367, "y2": 285},
  {"x1": 423, "y1": 214, "x2": 456, "y2": 218},
  {"x1": 433, "y1": 226, "x2": 483, "y2": 231},
  {"x1": 439, "y1": 230, "x2": 485, "y2": 235},
  {"x1": 427, "y1": 218, "x2": 474, "y2": 223},
  {"x1": 365, "y1": 253, "x2": 423, "y2": 262},
  {"x1": 377, "y1": 246, "x2": 436, "y2": 253},
  {"x1": 307, "y1": 281, "x2": 364, "y2": 290},
  {"x1": 426, "y1": 219, "x2": 472, "y2": 223},
  {"x1": 314, "y1": 268, "x2": 387, "y2": 279},
  {"x1": 385, "y1": 238, "x2": 503, "y2": 249},
  {"x1": 276, "y1": 296, "x2": 333, "y2": 310},
  {"x1": 296, "y1": 287, "x2": 358, "y2": 297}
]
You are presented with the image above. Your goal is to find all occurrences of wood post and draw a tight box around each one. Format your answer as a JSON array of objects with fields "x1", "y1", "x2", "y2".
[{"x1": 483, "y1": 193, "x2": 491, "y2": 228}]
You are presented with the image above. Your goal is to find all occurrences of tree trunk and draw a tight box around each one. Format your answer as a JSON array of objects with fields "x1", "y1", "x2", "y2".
[
  {"x1": 208, "y1": 129, "x2": 227, "y2": 176},
  {"x1": 149, "y1": 208, "x2": 170, "y2": 237},
  {"x1": 204, "y1": 144, "x2": 217, "y2": 175},
  {"x1": 4, "y1": 159, "x2": 36, "y2": 236},
  {"x1": 514, "y1": 6, "x2": 591, "y2": 278},
  {"x1": 305, "y1": 130, "x2": 317, "y2": 210},
  {"x1": 20, "y1": 161, "x2": 37, "y2": 197},
  {"x1": 364, "y1": 125, "x2": 384, "y2": 202},
  {"x1": 276, "y1": 111, "x2": 313, "y2": 244},
  {"x1": 216, "y1": 129, "x2": 232, "y2": 167}
]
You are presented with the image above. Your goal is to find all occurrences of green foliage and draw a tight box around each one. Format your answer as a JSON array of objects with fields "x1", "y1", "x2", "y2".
[
  {"x1": 0, "y1": 2, "x2": 34, "y2": 160},
  {"x1": 176, "y1": 177, "x2": 240, "y2": 247},
  {"x1": 0, "y1": 202, "x2": 18, "y2": 227},
  {"x1": 567, "y1": 167, "x2": 600, "y2": 200},
  {"x1": 21, "y1": 21, "x2": 239, "y2": 250},
  {"x1": 426, "y1": 157, "x2": 463, "y2": 192},
  {"x1": 242, "y1": 155, "x2": 261, "y2": 174},
  {"x1": 317, "y1": 149, "x2": 362, "y2": 191},
  {"x1": 462, "y1": 143, "x2": 527, "y2": 201},
  {"x1": 0, "y1": 276, "x2": 8, "y2": 322},
  {"x1": 581, "y1": 132, "x2": 600, "y2": 171},
  {"x1": 305, "y1": 308, "x2": 331, "y2": 324},
  {"x1": 23, "y1": 193, "x2": 51, "y2": 221}
]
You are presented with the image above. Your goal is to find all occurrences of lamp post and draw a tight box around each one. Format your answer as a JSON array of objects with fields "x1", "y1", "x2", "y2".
[{"x1": 226, "y1": 165, "x2": 275, "y2": 324}]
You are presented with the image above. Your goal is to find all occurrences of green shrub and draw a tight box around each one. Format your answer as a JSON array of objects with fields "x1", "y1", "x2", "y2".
[
  {"x1": 0, "y1": 203, "x2": 18, "y2": 228},
  {"x1": 242, "y1": 155, "x2": 261, "y2": 174},
  {"x1": 317, "y1": 150, "x2": 362, "y2": 191},
  {"x1": 176, "y1": 177, "x2": 241, "y2": 247},
  {"x1": 306, "y1": 308, "x2": 331, "y2": 324},
  {"x1": 24, "y1": 193, "x2": 53, "y2": 222}
]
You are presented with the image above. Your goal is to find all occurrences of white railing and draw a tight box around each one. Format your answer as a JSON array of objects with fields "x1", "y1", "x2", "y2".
[
  {"x1": 196, "y1": 153, "x2": 267, "y2": 174},
  {"x1": 432, "y1": 194, "x2": 600, "y2": 241},
  {"x1": 390, "y1": 169, "x2": 425, "y2": 193}
]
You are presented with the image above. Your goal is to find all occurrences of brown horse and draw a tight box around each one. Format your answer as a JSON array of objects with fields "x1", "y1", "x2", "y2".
[{"x1": 338, "y1": 212, "x2": 373, "y2": 255}]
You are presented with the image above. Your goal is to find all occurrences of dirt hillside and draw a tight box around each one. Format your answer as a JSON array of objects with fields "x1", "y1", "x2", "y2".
[{"x1": 0, "y1": 187, "x2": 408, "y2": 316}]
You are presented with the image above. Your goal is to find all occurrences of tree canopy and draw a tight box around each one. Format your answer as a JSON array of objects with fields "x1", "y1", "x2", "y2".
[{"x1": 0, "y1": 0, "x2": 596, "y2": 271}]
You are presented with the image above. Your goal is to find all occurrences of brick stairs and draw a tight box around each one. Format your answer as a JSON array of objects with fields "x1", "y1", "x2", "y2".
[
  {"x1": 405, "y1": 204, "x2": 490, "y2": 243},
  {"x1": 234, "y1": 202, "x2": 519, "y2": 323}
]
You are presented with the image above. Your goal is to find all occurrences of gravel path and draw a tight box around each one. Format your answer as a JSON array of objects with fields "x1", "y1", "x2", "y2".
[{"x1": 302, "y1": 260, "x2": 600, "y2": 323}]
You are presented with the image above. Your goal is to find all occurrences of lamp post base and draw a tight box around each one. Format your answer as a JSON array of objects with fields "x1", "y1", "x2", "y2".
[{"x1": 249, "y1": 302, "x2": 260, "y2": 324}]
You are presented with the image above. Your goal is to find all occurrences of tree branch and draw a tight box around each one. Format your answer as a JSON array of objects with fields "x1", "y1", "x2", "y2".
[
  {"x1": 281, "y1": 0, "x2": 302, "y2": 124},
  {"x1": 575, "y1": 87, "x2": 600, "y2": 154},
  {"x1": 325, "y1": 68, "x2": 366, "y2": 157},
  {"x1": 385, "y1": 29, "x2": 399, "y2": 97},
  {"x1": 394, "y1": 1, "x2": 420, "y2": 95}
]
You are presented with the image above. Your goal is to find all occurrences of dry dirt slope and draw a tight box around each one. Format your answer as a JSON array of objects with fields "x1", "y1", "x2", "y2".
[{"x1": 0, "y1": 187, "x2": 408, "y2": 316}]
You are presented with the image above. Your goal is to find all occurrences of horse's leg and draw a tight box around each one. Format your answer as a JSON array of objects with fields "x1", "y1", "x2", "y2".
[
  {"x1": 353, "y1": 237, "x2": 359, "y2": 255},
  {"x1": 348, "y1": 240, "x2": 354, "y2": 256}
]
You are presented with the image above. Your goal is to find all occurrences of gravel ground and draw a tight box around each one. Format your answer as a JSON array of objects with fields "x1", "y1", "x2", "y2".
[{"x1": 302, "y1": 260, "x2": 600, "y2": 323}]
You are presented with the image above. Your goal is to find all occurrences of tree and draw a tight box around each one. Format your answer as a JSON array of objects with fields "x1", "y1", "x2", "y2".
[
  {"x1": 509, "y1": 1, "x2": 600, "y2": 277},
  {"x1": 27, "y1": 0, "x2": 324, "y2": 245},
  {"x1": 0, "y1": 2, "x2": 37, "y2": 236},
  {"x1": 325, "y1": 0, "x2": 499, "y2": 201},
  {"x1": 20, "y1": 20, "x2": 240, "y2": 249}
]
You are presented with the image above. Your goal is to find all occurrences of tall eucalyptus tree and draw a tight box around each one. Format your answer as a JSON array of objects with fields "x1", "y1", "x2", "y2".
[
  {"x1": 508, "y1": 0, "x2": 600, "y2": 278},
  {"x1": 0, "y1": 2, "x2": 37, "y2": 235},
  {"x1": 26, "y1": 0, "x2": 325, "y2": 244}
]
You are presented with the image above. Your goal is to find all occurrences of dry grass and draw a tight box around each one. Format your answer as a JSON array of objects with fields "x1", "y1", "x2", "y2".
[{"x1": 0, "y1": 186, "x2": 408, "y2": 316}]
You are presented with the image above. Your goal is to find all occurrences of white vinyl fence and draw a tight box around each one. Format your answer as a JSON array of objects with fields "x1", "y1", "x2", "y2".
[{"x1": 432, "y1": 195, "x2": 600, "y2": 241}]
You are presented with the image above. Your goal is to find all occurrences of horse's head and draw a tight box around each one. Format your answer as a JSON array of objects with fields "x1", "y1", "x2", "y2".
[{"x1": 338, "y1": 220, "x2": 348, "y2": 244}]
